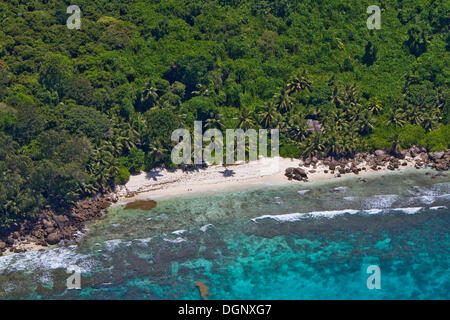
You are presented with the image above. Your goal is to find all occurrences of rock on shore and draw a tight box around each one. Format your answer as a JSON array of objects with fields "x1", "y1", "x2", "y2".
[
  {"x1": 0, "y1": 192, "x2": 119, "y2": 256},
  {"x1": 285, "y1": 147, "x2": 449, "y2": 183},
  {"x1": 285, "y1": 167, "x2": 308, "y2": 181}
]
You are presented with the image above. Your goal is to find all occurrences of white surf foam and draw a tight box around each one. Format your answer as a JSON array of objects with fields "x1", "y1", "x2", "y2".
[
  {"x1": 251, "y1": 206, "x2": 431, "y2": 222},
  {"x1": 391, "y1": 207, "x2": 423, "y2": 214},
  {"x1": 363, "y1": 209, "x2": 384, "y2": 214},
  {"x1": 363, "y1": 194, "x2": 399, "y2": 208},
  {"x1": 200, "y1": 224, "x2": 213, "y2": 232},
  {"x1": 417, "y1": 196, "x2": 437, "y2": 205},
  {"x1": 429, "y1": 206, "x2": 447, "y2": 210},
  {"x1": 104, "y1": 239, "x2": 123, "y2": 251},
  {"x1": 0, "y1": 246, "x2": 96, "y2": 273},
  {"x1": 135, "y1": 237, "x2": 153, "y2": 244},
  {"x1": 252, "y1": 209, "x2": 360, "y2": 222},
  {"x1": 163, "y1": 237, "x2": 187, "y2": 243}
]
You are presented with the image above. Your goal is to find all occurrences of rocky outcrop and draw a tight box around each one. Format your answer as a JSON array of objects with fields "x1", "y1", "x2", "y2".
[
  {"x1": 284, "y1": 147, "x2": 449, "y2": 184},
  {"x1": 327, "y1": 147, "x2": 448, "y2": 174},
  {"x1": 0, "y1": 190, "x2": 119, "y2": 254},
  {"x1": 47, "y1": 232, "x2": 61, "y2": 245},
  {"x1": 374, "y1": 149, "x2": 386, "y2": 157},
  {"x1": 285, "y1": 167, "x2": 308, "y2": 181}
]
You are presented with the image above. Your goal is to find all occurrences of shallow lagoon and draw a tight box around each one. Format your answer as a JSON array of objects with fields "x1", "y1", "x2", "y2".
[{"x1": 1, "y1": 169, "x2": 449, "y2": 299}]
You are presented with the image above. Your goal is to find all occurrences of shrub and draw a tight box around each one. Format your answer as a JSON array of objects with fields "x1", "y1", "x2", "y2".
[
  {"x1": 280, "y1": 140, "x2": 302, "y2": 158},
  {"x1": 420, "y1": 125, "x2": 450, "y2": 151},
  {"x1": 115, "y1": 166, "x2": 130, "y2": 185},
  {"x1": 368, "y1": 126, "x2": 397, "y2": 151},
  {"x1": 121, "y1": 147, "x2": 145, "y2": 173},
  {"x1": 62, "y1": 104, "x2": 110, "y2": 141},
  {"x1": 398, "y1": 124, "x2": 426, "y2": 148}
]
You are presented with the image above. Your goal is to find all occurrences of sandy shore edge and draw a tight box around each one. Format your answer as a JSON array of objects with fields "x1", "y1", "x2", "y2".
[
  {"x1": 114, "y1": 156, "x2": 419, "y2": 204},
  {"x1": 3, "y1": 152, "x2": 445, "y2": 257}
]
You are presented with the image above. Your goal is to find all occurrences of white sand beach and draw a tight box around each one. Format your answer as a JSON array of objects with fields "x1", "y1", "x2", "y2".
[{"x1": 115, "y1": 156, "x2": 417, "y2": 204}]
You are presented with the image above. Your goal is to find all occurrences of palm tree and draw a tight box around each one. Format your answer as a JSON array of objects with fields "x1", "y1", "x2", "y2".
[
  {"x1": 346, "y1": 103, "x2": 362, "y2": 124},
  {"x1": 286, "y1": 71, "x2": 311, "y2": 95},
  {"x1": 135, "y1": 83, "x2": 159, "y2": 112},
  {"x1": 236, "y1": 109, "x2": 256, "y2": 130},
  {"x1": 302, "y1": 132, "x2": 325, "y2": 158},
  {"x1": 330, "y1": 108, "x2": 349, "y2": 131},
  {"x1": 405, "y1": 104, "x2": 424, "y2": 125},
  {"x1": 259, "y1": 102, "x2": 279, "y2": 129},
  {"x1": 102, "y1": 139, "x2": 121, "y2": 158},
  {"x1": 390, "y1": 133, "x2": 401, "y2": 155},
  {"x1": 203, "y1": 135, "x2": 224, "y2": 164},
  {"x1": 278, "y1": 116, "x2": 290, "y2": 134},
  {"x1": 385, "y1": 108, "x2": 407, "y2": 127},
  {"x1": 287, "y1": 115, "x2": 309, "y2": 142},
  {"x1": 77, "y1": 181, "x2": 98, "y2": 196},
  {"x1": 143, "y1": 84, "x2": 159, "y2": 104},
  {"x1": 111, "y1": 119, "x2": 140, "y2": 155},
  {"x1": 422, "y1": 110, "x2": 441, "y2": 131},
  {"x1": 132, "y1": 112, "x2": 147, "y2": 148},
  {"x1": 192, "y1": 83, "x2": 211, "y2": 97},
  {"x1": 343, "y1": 83, "x2": 359, "y2": 104},
  {"x1": 274, "y1": 91, "x2": 293, "y2": 114},
  {"x1": 87, "y1": 147, "x2": 119, "y2": 191},
  {"x1": 331, "y1": 86, "x2": 343, "y2": 108},
  {"x1": 342, "y1": 131, "x2": 360, "y2": 156},
  {"x1": 325, "y1": 130, "x2": 345, "y2": 156},
  {"x1": 358, "y1": 109, "x2": 375, "y2": 134},
  {"x1": 148, "y1": 139, "x2": 168, "y2": 165},
  {"x1": 205, "y1": 111, "x2": 225, "y2": 130},
  {"x1": 368, "y1": 97, "x2": 383, "y2": 114}
]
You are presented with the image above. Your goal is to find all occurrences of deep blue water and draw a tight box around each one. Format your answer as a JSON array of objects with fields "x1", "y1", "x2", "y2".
[{"x1": 0, "y1": 169, "x2": 449, "y2": 299}]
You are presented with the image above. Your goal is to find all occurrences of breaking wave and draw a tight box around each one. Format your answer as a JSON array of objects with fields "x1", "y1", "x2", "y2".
[
  {"x1": 250, "y1": 206, "x2": 439, "y2": 222},
  {"x1": 0, "y1": 246, "x2": 97, "y2": 273}
]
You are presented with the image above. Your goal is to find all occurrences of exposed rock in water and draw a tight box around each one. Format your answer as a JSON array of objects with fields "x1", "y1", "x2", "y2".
[
  {"x1": 333, "y1": 186, "x2": 348, "y2": 192},
  {"x1": 124, "y1": 199, "x2": 157, "y2": 210}
]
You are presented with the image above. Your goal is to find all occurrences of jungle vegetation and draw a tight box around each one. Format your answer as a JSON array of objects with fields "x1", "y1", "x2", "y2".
[{"x1": 0, "y1": 0, "x2": 448, "y2": 228}]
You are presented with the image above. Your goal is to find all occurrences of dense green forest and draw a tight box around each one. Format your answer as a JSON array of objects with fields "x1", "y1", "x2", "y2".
[{"x1": 0, "y1": 0, "x2": 448, "y2": 228}]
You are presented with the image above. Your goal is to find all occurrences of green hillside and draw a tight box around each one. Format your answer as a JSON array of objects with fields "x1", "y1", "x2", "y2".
[{"x1": 0, "y1": 0, "x2": 448, "y2": 228}]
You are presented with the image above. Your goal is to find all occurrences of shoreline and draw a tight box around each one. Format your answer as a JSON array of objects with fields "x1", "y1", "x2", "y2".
[
  {"x1": 114, "y1": 152, "x2": 434, "y2": 204},
  {"x1": 114, "y1": 160, "x2": 381, "y2": 204},
  {"x1": 1, "y1": 148, "x2": 449, "y2": 257}
]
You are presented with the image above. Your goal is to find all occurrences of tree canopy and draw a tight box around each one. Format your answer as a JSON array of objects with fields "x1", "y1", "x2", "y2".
[{"x1": 0, "y1": 0, "x2": 448, "y2": 228}]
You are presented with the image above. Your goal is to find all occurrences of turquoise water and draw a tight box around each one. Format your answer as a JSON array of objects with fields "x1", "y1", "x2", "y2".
[{"x1": 0, "y1": 169, "x2": 449, "y2": 299}]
